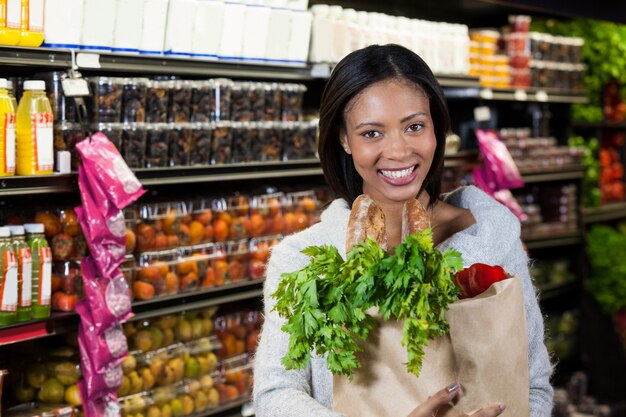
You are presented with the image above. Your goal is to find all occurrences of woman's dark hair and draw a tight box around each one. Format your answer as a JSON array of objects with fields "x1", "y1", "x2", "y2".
[{"x1": 318, "y1": 44, "x2": 450, "y2": 208}]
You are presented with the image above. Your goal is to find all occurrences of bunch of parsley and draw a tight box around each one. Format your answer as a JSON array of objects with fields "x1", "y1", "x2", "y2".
[{"x1": 272, "y1": 229, "x2": 463, "y2": 380}]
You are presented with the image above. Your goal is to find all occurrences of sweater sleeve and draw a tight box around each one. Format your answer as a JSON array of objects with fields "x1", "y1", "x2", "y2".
[
  {"x1": 502, "y1": 238, "x2": 555, "y2": 417},
  {"x1": 253, "y1": 237, "x2": 346, "y2": 417}
]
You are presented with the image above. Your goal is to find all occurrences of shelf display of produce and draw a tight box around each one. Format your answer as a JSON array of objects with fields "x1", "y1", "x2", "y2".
[{"x1": 582, "y1": 201, "x2": 626, "y2": 223}]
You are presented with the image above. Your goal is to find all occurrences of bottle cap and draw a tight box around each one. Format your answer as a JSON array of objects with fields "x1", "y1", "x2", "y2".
[
  {"x1": 23, "y1": 223, "x2": 45, "y2": 234},
  {"x1": 7, "y1": 225, "x2": 24, "y2": 236},
  {"x1": 0, "y1": 227, "x2": 10, "y2": 238},
  {"x1": 0, "y1": 79, "x2": 8, "y2": 89},
  {"x1": 23, "y1": 80, "x2": 46, "y2": 91}
]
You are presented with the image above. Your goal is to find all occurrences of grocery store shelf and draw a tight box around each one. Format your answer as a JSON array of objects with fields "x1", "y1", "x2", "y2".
[
  {"x1": 0, "y1": 173, "x2": 77, "y2": 197},
  {"x1": 523, "y1": 231, "x2": 583, "y2": 250},
  {"x1": 520, "y1": 167, "x2": 584, "y2": 183},
  {"x1": 537, "y1": 280, "x2": 580, "y2": 302},
  {"x1": 443, "y1": 86, "x2": 588, "y2": 104},
  {"x1": 132, "y1": 280, "x2": 264, "y2": 322},
  {"x1": 582, "y1": 201, "x2": 626, "y2": 223},
  {"x1": 572, "y1": 121, "x2": 626, "y2": 130},
  {"x1": 200, "y1": 398, "x2": 251, "y2": 417},
  {"x1": 0, "y1": 312, "x2": 78, "y2": 346}
]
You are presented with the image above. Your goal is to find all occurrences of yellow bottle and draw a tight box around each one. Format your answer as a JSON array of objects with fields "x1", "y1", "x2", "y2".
[
  {"x1": 0, "y1": 79, "x2": 16, "y2": 177},
  {"x1": 6, "y1": 80, "x2": 17, "y2": 110},
  {"x1": 0, "y1": 0, "x2": 20, "y2": 45},
  {"x1": 16, "y1": 0, "x2": 43, "y2": 47},
  {"x1": 16, "y1": 80, "x2": 53, "y2": 176}
]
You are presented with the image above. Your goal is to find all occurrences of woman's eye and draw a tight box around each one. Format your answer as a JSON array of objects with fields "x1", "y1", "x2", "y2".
[
  {"x1": 362, "y1": 130, "x2": 381, "y2": 139},
  {"x1": 407, "y1": 123, "x2": 424, "y2": 132}
]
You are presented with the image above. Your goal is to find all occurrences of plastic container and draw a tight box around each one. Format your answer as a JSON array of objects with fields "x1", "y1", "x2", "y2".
[
  {"x1": 42, "y1": 0, "x2": 83, "y2": 48},
  {"x1": 167, "y1": 80, "x2": 192, "y2": 123},
  {"x1": 23, "y1": 223, "x2": 51, "y2": 319},
  {"x1": 206, "y1": 241, "x2": 247, "y2": 287},
  {"x1": 230, "y1": 82, "x2": 253, "y2": 122},
  {"x1": 53, "y1": 122, "x2": 82, "y2": 171},
  {"x1": 175, "y1": 247, "x2": 202, "y2": 293},
  {"x1": 188, "y1": 198, "x2": 214, "y2": 245},
  {"x1": 44, "y1": 208, "x2": 86, "y2": 261},
  {"x1": 16, "y1": 80, "x2": 54, "y2": 175},
  {"x1": 88, "y1": 77, "x2": 123, "y2": 123},
  {"x1": 230, "y1": 121, "x2": 255, "y2": 164},
  {"x1": 122, "y1": 78, "x2": 149, "y2": 123},
  {"x1": 51, "y1": 260, "x2": 80, "y2": 312},
  {"x1": 0, "y1": 226, "x2": 17, "y2": 325},
  {"x1": 0, "y1": 0, "x2": 21, "y2": 45},
  {"x1": 262, "y1": 82, "x2": 281, "y2": 121},
  {"x1": 120, "y1": 255, "x2": 136, "y2": 297},
  {"x1": 253, "y1": 122, "x2": 283, "y2": 162},
  {"x1": 283, "y1": 121, "x2": 317, "y2": 161},
  {"x1": 0, "y1": 78, "x2": 16, "y2": 176},
  {"x1": 282, "y1": 190, "x2": 320, "y2": 234},
  {"x1": 170, "y1": 123, "x2": 194, "y2": 166},
  {"x1": 7, "y1": 225, "x2": 31, "y2": 322},
  {"x1": 190, "y1": 80, "x2": 212, "y2": 123},
  {"x1": 121, "y1": 123, "x2": 147, "y2": 169},
  {"x1": 136, "y1": 201, "x2": 189, "y2": 253},
  {"x1": 136, "y1": 249, "x2": 179, "y2": 300},
  {"x1": 249, "y1": 192, "x2": 284, "y2": 237},
  {"x1": 145, "y1": 123, "x2": 170, "y2": 168},
  {"x1": 280, "y1": 84, "x2": 306, "y2": 122},
  {"x1": 146, "y1": 80, "x2": 170, "y2": 123},
  {"x1": 207, "y1": 79, "x2": 232, "y2": 122},
  {"x1": 191, "y1": 123, "x2": 211, "y2": 165},
  {"x1": 16, "y1": 0, "x2": 44, "y2": 47},
  {"x1": 210, "y1": 121, "x2": 231, "y2": 165},
  {"x1": 248, "y1": 235, "x2": 280, "y2": 279},
  {"x1": 95, "y1": 122, "x2": 123, "y2": 152}
]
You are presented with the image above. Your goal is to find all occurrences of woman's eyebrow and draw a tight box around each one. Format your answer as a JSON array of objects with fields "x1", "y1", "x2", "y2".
[
  {"x1": 400, "y1": 112, "x2": 428, "y2": 123},
  {"x1": 354, "y1": 121, "x2": 384, "y2": 130}
]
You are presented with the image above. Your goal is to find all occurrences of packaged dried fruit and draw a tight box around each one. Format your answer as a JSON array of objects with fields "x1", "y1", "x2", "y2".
[
  {"x1": 210, "y1": 121, "x2": 232, "y2": 165},
  {"x1": 189, "y1": 198, "x2": 215, "y2": 244},
  {"x1": 191, "y1": 123, "x2": 212, "y2": 165},
  {"x1": 51, "y1": 260, "x2": 82, "y2": 312},
  {"x1": 227, "y1": 195, "x2": 251, "y2": 240},
  {"x1": 136, "y1": 249, "x2": 180, "y2": 300},
  {"x1": 45, "y1": 207, "x2": 87, "y2": 261},
  {"x1": 252, "y1": 122, "x2": 283, "y2": 161},
  {"x1": 282, "y1": 120, "x2": 318, "y2": 161},
  {"x1": 88, "y1": 77, "x2": 124, "y2": 123},
  {"x1": 248, "y1": 236, "x2": 281, "y2": 280},
  {"x1": 230, "y1": 121, "x2": 255, "y2": 163},
  {"x1": 121, "y1": 78, "x2": 149, "y2": 123},
  {"x1": 192, "y1": 243, "x2": 219, "y2": 288},
  {"x1": 170, "y1": 123, "x2": 195, "y2": 166},
  {"x1": 145, "y1": 123, "x2": 171, "y2": 168},
  {"x1": 230, "y1": 81, "x2": 253, "y2": 122},
  {"x1": 146, "y1": 80, "x2": 170, "y2": 123},
  {"x1": 136, "y1": 201, "x2": 188, "y2": 253},
  {"x1": 96, "y1": 122, "x2": 124, "y2": 152},
  {"x1": 53, "y1": 122, "x2": 83, "y2": 171},
  {"x1": 280, "y1": 83, "x2": 306, "y2": 122},
  {"x1": 262, "y1": 82, "x2": 281, "y2": 121},
  {"x1": 121, "y1": 123, "x2": 147, "y2": 169},
  {"x1": 120, "y1": 255, "x2": 136, "y2": 295},
  {"x1": 175, "y1": 247, "x2": 201, "y2": 293},
  {"x1": 282, "y1": 190, "x2": 319, "y2": 234},
  {"x1": 167, "y1": 80, "x2": 192, "y2": 123},
  {"x1": 249, "y1": 192, "x2": 284, "y2": 237},
  {"x1": 190, "y1": 80, "x2": 212, "y2": 123},
  {"x1": 38, "y1": 71, "x2": 77, "y2": 123},
  {"x1": 215, "y1": 354, "x2": 253, "y2": 403},
  {"x1": 210, "y1": 78, "x2": 233, "y2": 121}
]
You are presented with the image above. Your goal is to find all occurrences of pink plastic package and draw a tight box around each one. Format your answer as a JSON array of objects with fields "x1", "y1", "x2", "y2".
[
  {"x1": 77, "y1": 301, "x2": 129, "y2": 372},
  {"x1": 78, "y1": 164, "x2": 127, "y2": 243},
  {"x1": 76, "y1": 132, "x2": 146, "y2": 210},
  {"x1": 475, "y1": 129, "x2": 524, "y2": 190},
  {"x1": 78, "y1": 380, "x2": 121, "y2": 417},
  {"x1": 81, "y1": 256, "x2": 132, "y2": 332},
  {"x1": 78, "y1": 328, "x2": 124, "y2": 399},
  {"x1": 76, "y1": 206, "x2": 125, "y2": 278}
]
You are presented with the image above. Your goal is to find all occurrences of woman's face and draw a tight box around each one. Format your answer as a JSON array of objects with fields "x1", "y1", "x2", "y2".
[{"x1": 341, "y1": 78, "x2": 437, "y2": 209}]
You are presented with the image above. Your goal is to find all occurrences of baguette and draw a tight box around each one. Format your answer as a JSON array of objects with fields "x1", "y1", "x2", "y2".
[
  {"x1": 401, "y1": 199, "x2": 430, "y2": 241},
  {"x1": 346, "y1": 194, "x2": 387, "y2": 253}
]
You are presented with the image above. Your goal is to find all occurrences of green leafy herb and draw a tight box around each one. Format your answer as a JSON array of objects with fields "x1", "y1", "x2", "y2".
[{"x1": 271, "y1": 229, "x2": 462, "y2": 380}]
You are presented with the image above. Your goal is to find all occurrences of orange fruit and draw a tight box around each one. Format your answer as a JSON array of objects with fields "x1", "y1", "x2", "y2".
[
  {"x1": 213, "y1": 260, "x2": 228, "y2": 286},
  {"x1": 294, "y1": 212, "x2": 308, "y2": 231},
  {"x1": 162, "y1": 209, "x2": 180, "y2": 236},
  {"x1": 125, "y1": 229, "x2": 136, "y2": 253},
  {"x1": 60, "y1": 209, "x2": 80, "y2": 236},
  {"x1": 283, "y1": 212, "x2": 296, "y2": 234},
  {"x1": 217, "y1": 211, "x2": 233, "y2": 226},
  {"x1": 153, "y1": 261, "x2": 170, "y2": 277},
  {"x1": 137, "y1": 266, "x2": 161, "y2": 283},
  {"x1": 232, "y1": 196, "x2": 249, "y2": 216},
  {"x1": 136, "y1": 223, "x2": 156, "y2": 252},
  {"x1": 34, "y1": 210, "x2": 62, "y2": 238},
  {"x1": 271, "y1": 214, "x2": 284, "y2": 234},
  {"x1": 249, "y1": 214, "x2": 265, "y2": 237},
  {"x1": 154, "y1": 234, "x2": 168, "y2": 249},
  {"x1": 133, "y1": 281, "x2": 155, "y2": 301},
  {"x1": 252, "y1": 242, "x2": 270, "y2": 262},
  {"x1": 267, "y1": 198, "x2": 281, "y2": 217},
  {"x1": 176, "y1": 260, "x2": 198, "y2": 276},
  {"x1": 188, "y1": 221, "x2": 204, "y2": 245},
  {"x1": 167, "y1": 235, "x2": 180, "y2": 248},
  {"x1": 227, "y1": 260, "x2": 246, "y2": 282},
  {"x1": 298, "y1": 197, "x2": 317, "y2": 214},
  {"x1": 179, "y1": 223, "x2": 190, "y2": 245},
  {"x1": 204, "y1": 224, "x2": 214, "y2": 241},
  {"x1": 203, "y1": 266, "x2": 215, "y2": 288},
  {"x1": 180, "y1": 272, "x2": 198, "y2": 289},
  {"x1": 213, "y1": 219, "x2": 229, "y2": 242},
  {"x1": 165, "y1": 272, "x2": 179, "y2": 294},
  {"x1": 229, "y1": 216, "x2": 251, "y2": 240},
  {"x1": 195, "y1": 209, "x2": 213, "y2": 226}
]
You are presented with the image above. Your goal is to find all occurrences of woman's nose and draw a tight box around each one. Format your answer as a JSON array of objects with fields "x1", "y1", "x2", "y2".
[{"x1": 383, "y1": 131, "x2": 411, "y2": 159}]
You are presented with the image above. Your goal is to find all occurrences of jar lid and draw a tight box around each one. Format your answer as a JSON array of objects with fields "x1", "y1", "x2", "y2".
[
  {"x1": 7, "y1": 225, "x2": 24, "y2": 235},
  {"x1": 0, "y1": 226, "x2": 10, "y2": 237},
  {"x1": 23, "y1": 80, "x2": 46, "y2": 90},
  {"x1": 24, "y1": 223, "x2": 45, "y2": 233}
]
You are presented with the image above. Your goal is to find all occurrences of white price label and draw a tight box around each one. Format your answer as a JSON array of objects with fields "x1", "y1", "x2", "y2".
[
  {"x1": 62, "y1": 78, "x2": 90, "y2": 97},
  {"x1": 514, "y1": 89, "x2": 528, "y2": 101},
  {"x1": 535, "y1": 90, "x2": 549, "y2": 102},
  {"x1": 473, "y1": 106, "x2": 491, "y2": 122},
  {"x1": 479, "y1": 88, "x2": 493, "y2": 100},
  {"x1": 76, "y1": 53, "x2": 102, "y2": 69}
]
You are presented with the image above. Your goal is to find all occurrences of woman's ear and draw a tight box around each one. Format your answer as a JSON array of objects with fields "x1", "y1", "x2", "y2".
[{"x1": 340, "y1": 131, "x2": 352, "y2": 155}]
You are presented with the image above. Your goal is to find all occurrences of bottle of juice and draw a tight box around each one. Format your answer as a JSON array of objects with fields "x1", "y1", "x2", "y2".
[
  {"x1": 16, "y1": 80, "x2": 53, "y2": 176},
  {"x1": 0, "y1": 0, "x2": 21, "y2": 45},
  {"x1": 8, "y1": 225, "x2": 31, "y2": 322},
  {"x1": 23, "y1": 223, "x2": 50, "y2": 319},
  {"x1": 0, "y1": 226, "x2": 18, "y2": 326},
  {"x1": 16, "y1": 0, "x2": 43, "y2": 47},
  {"x1": 0, "y1": 78, "x2": 16, "y2": 177},
  {"x1": 7, "y1": 80, "x2": 17, "y2": 109}
]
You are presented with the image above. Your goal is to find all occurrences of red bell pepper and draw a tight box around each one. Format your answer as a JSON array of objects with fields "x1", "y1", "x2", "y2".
[{"x1": 454, "y1": 263, "x2": 508, "y2": 299}]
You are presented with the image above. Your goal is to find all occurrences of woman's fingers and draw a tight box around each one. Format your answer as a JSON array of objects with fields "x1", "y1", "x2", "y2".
[
  {"x1": 469, "y1": 403, "x2": 507, "y2": 417},
  {"x1": 406, "y1": 383, "x2": 461, "y2": 417}
]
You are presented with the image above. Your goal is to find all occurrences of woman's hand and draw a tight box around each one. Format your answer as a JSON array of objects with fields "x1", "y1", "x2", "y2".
[{"x1": 406, "y1": 383, "x2": 506, "y2": 417}]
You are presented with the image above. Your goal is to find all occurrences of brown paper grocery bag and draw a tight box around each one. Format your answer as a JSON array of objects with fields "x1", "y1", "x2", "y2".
[{"x1": 333, "y1": 276, "x2": 529, "y2": 417}]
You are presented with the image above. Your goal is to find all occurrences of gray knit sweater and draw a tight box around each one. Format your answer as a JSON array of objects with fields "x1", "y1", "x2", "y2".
[{"x1": 253, "y1": 186, "x2": 554, "y2": 416}]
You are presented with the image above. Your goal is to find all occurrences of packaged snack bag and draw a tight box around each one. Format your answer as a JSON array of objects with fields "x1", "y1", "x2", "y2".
[
  {"x1": 76, "y1": 131, "x2": 146, "y2": 210},
  {"x1": 78, "y1": 380, "x2": 121, "y2": 417},
  {"x1": 474, "y1": 129, "x2": 524, "y2": 191},
  {"x1": 81, "y1": 256, "x2": 132, "y2": 332},
  {"x1": 75, "y1": 206, "x2": 125, "y2": 278},
  {"x1": 77, "y1": 301, "x2": 128, "y2": 372},
  {"x1": 78, "y1": 331, "x2": 124, "y2": 399}
]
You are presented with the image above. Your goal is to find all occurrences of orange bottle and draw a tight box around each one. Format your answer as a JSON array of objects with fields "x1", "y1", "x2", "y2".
[{"x1": 16, "y1": 0, "x2": 43, "y2": 47}]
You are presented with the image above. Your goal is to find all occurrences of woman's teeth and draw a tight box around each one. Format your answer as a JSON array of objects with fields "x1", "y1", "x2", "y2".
[{"x1": 379, "y1": 166, "x2": 415, "y2": 179}]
